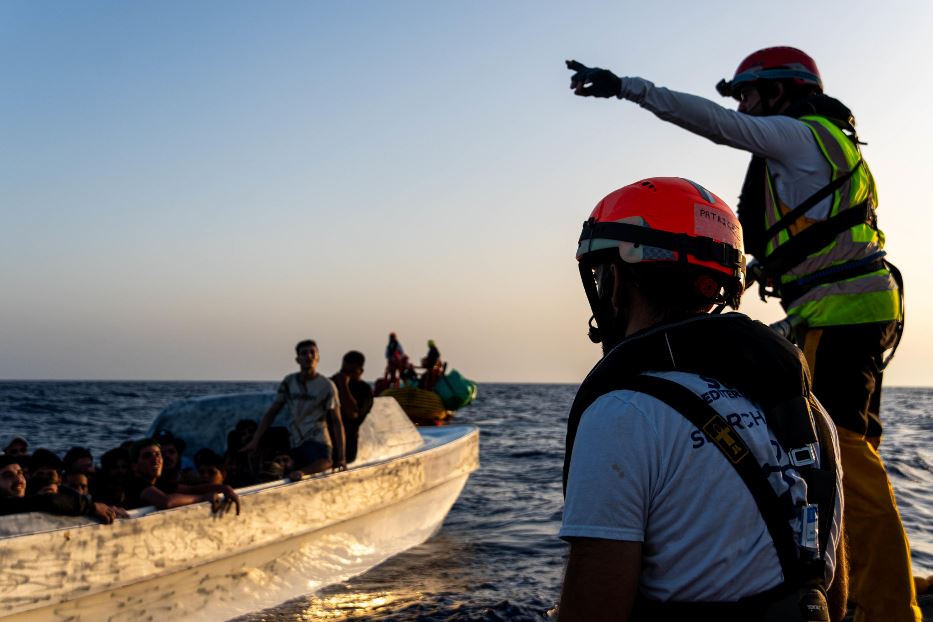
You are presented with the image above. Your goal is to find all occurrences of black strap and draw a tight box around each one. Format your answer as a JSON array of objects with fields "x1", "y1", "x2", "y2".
[
  {"x1": 807, "y1": 407, "x2": 838, "y2": 560},
  {"x1": 618, "y1": 374, "x2": 802, "y2": 583},
  {"x1": 761, "y1": 200, "x2": 874, "y2": 276},
  {"x1": 882, "y1": 259, "x2": 906, "y2": 370},
  {"x1": 764, "y1": 159, "x2": 863, "y2": 241},
  {"x1": 777, "y1": 253, "x2": 887, "y2": 305},
  {"x1": 581, "y1": 221, "x2": 744, "y2": 274}
]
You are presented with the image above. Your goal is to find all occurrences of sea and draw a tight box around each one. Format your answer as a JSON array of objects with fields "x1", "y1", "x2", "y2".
[{"x1": 1, "y1": 381, "x2": 931, "y2": 621}]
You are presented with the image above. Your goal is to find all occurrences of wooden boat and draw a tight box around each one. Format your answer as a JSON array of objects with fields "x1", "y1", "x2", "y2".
[
  {"x1": 0, "y1": 396, "x2": 479, "y2": 621},
  {"x1": 380, "y1": 386, "x2": 452, "y2": 426},
  {"x1": 379, "y1": 370, "x2": 478, "y2": 426}
]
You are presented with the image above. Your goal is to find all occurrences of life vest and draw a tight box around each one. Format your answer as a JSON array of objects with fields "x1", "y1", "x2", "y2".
[
  {"x1": 564, "y1": 313, "x2": 839, "y2": 620},
  {"x1": 736, "y1": 95, "x2": 900, "y2": 328}
]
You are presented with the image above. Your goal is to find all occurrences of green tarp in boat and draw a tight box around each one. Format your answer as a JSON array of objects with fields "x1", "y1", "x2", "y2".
[{"x1": 434, "y1": 369, "x2": 477, "y2": 410}]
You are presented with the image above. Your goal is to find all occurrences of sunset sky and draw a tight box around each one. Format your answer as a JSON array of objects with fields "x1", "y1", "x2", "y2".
[{"x1": 3, "y1": 1, "x2": 932, "y2": 385}]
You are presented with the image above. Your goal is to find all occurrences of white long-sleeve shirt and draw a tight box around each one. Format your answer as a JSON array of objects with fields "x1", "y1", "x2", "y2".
[{"x1": 619, "y1": 77, "x2": 837, "y2": 220}]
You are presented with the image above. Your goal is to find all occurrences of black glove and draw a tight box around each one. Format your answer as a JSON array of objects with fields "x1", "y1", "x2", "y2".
[{"x1": 566, "y1": 60, "x2": 622, "y2": 98}]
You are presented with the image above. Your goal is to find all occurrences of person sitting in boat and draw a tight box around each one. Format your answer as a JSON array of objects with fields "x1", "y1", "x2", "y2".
[
  {"x1": 241, "y1": 339, "x2": 346, "y2": 481},
  {"x1": 225, "y1": 419, "x2": 260, "y2": 487},
  {"x1": 331, "y1": 350, "x2": 374, "y2": 464},
  {"x1": 194, "y1": 448, "x2": 227, "y2": 486},
  {"x1": 419, "y1": 340, "x2": 444, "y2": 391},
  {"x1": 92, "y1": 446, "x2": 132, "y2": 507},
  {"x1": 63, "y1": 446, "x2": 95, "y2": 477},
  {"x1": 2, "y1": 435, "x2": 29, "y2": 458},
  {"x1": 28, "y1": 448, "x2": 63, "y2": 482},
  {"x1": 124, "y1": 438, "x2": 240, "y2": 515},
  {"x1": 26, "y1": 472, "x2": 58, "y2": 496},
  {"x1": 153, "y1": 430, "x2": 188, "y2": 489},
  {"x1": 383, "y1": 332, "x2": 406, "y2": 386},
  {"x1": 63, "y1": 470, "x2": 90, "y2": 496},
  {"x1": 62, "y1": 447, "x2": 96, "y2": 496},
  {"x1": 0, "y1": 455, "x2": 127, "y2": 523},
  {"x1": 26, "y1": 466, "x2": 60, "y2": 494}
]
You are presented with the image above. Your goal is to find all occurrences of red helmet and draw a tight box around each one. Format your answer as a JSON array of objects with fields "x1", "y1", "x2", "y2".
[
  {"x1": 716, "y1": 46, "x2": 822, "y2": 99},
  {"x1": 577, "y1": 177, "x2": 745, "y2": 347},
  {"x1": 578, "y1": 178, "x2": 744, "y2": 277}
]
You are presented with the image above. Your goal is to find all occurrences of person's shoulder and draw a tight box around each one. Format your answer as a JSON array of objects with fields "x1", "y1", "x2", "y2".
[
  {"x1": 315, "y1": 374, "x2": 338, "y2": 393},
  {"x1": 350, "y1": 378, "x2": 373, "y2": 396},
  {"x1": 582, "y1": 386, "x2": 676, "y2": 436}
]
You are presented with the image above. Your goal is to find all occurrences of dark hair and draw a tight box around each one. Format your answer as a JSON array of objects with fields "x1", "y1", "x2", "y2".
[
  {"x1": 100, "y1": 447, "x2": 131, "y2": 471},
  {"x1": 295, "y1": 339, "x2": 317, "y2": 354},
  {"x1": 27, "y1": 472, "x2": 57, "y2": 494},
  {"x1": 0, "y1": 455, "x2": 23, "y2": 470},
  {"x1": 194, "y1": 448, "x2": 225, "y2": 471},
  {"x1": 129, "y1": 438, "x2": 160, "y2": 464},
  {"x1": 154, "y1": 430, "x2": 187, "y2": 454},
  {"x1": 342, "y1": 350, "x2": 366, "y2": 367},
  {"x1": 63, "y1": 446, "x2": 92, "y2": 469},
  {"x1": 29, "y1": 448, "x2": 63, "y2": 472}
]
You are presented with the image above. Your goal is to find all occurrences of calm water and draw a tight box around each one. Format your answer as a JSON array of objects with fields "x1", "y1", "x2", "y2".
[{"x1": 1, "y1": 381, "x2": 931, "y2": 620}]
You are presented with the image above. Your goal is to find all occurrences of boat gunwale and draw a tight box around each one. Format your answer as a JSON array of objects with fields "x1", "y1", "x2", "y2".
[{"x1": 0, "y1": 424, "x2": 479, "y2": 541}]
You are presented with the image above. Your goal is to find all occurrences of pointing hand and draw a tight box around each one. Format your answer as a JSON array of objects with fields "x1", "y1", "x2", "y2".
[{"x1": 566, "y1": 60, "x2": 622, "y2": 98}]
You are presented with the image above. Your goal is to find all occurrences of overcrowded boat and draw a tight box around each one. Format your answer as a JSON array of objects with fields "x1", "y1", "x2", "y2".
[{"x1": 0, "y1": 394, "x2": 479, "y2": 621}]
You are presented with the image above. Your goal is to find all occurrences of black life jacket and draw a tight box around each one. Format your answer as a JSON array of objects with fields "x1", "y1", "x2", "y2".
[{"x1": 563, "y1": 313, "x2": 839, "y2": 617}]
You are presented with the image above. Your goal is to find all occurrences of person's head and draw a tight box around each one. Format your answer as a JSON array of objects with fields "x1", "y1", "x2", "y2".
[
  {"x1": 29, "y1": 448, "x2": 63, "y2": 481},
  {"x1": 100, "y1": 447, "x2": 132, "y2": 483},
  {"x1": 194, "y1": 449, "x2": 226, "y2": 486},
  {"x1": 154, "y1": 431, "x2": 186, "y2": 471},
  {"x1": 27, "y1": 472, "x2": 58, "y2": 496},
  {"x1": 272, "y1": 452, "x2": 294, "y2": 473},
  {"x1": 388, "y1": 332, "x2": 397, "y2": 342},
  {"x1": 341, "y1": 350, "x2": 366, "y2": 381},
  {"x1": 64, "y1": 471, "x2": 90, "y2": 495},
  {"x1": 427, "y1": 340, "x2": 436, "y2": 349},
  {"x1": 295, "y1": 339, "x2": 320, "y2": 373},
  {"x1": 3, "y1": 436, "x2": 28, "y2": 457},
  {"x1": 716, "y1": 46, "x2": 822, "y2": 116},
  {"x1": 63, "y1": 446, "x2": 95, "y2": 475},
  {"x1": 576, "y1": 178, "x2": 745, "y2": 353},
  {"x1": 130, "y1": 439, "x2": 163, "y2": 482},
  {"x1": 0, "y1": 456, "x2": 26, "y2": 498}
]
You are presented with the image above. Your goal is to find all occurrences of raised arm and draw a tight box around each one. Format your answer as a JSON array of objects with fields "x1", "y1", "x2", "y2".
[{"x1": 565, "y1": 60, "x2": 811, "y2": 161}]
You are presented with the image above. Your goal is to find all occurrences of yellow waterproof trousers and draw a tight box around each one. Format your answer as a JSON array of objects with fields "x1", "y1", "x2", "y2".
[{"x1": 836, "y1": 428, "x2": 921, "y2": 622}]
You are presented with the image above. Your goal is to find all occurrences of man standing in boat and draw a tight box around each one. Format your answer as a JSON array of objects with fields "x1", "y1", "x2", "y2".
[
  {"x1": 566, "y1": 49, "x2": 916, "y2": 621},
  {"x1": 331, "y1": 350, "x2": 373, "y2": 465},
  {"x1": 559, "y1": 178, "x2": 846, "y2": 621},
  {"x1": 243, "y1": 339, "x2": 346, "y2": 479}
]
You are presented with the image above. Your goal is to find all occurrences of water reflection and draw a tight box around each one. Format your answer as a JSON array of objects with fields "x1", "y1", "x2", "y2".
[{"x1": 256, "y1": 588, "x2": 425, "y2": 620}]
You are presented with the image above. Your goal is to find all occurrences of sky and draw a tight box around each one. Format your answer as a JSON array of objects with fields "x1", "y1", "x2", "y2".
[{"x1": 2, "y1": 1, "x2": 932, "y2": 385}]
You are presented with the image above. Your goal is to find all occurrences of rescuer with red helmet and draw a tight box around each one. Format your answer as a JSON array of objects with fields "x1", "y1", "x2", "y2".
[
  {"x1": 565, "y1": 49, "x2": 917, "y2": 621},
  {"x1": 559, "y1": 178, "x2": 845, "y2": 621}
]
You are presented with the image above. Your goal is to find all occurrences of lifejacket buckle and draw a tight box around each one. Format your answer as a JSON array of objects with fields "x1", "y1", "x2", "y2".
[{"x1": 789, "y1": 446, "x2": 816, "y2": 467}]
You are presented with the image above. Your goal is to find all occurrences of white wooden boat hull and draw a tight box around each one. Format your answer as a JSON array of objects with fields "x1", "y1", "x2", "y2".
[{"x1": 0, "y1": 399, "x2": 479, "y2": 621}]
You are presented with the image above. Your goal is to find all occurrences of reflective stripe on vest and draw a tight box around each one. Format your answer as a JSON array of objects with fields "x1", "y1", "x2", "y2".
[{"x1": 761, "y1": 116, "x2": 898, "y2": 326}]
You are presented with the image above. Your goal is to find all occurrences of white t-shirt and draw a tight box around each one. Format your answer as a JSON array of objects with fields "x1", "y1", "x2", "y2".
[
  {"x1": 277, "y1": 373, "x2": 339, "y2": 448},
  {"x1": 619, "y1": 77, "x2": 837, "y2": 220},
  {"x1": 560, "y1": 370, "x2": 842, "y2": 602}
]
